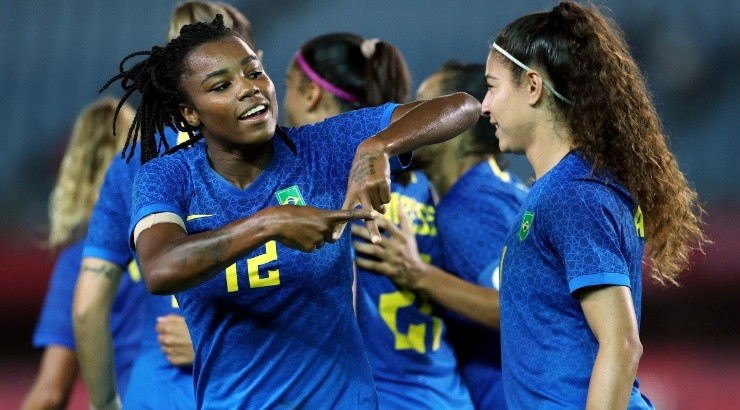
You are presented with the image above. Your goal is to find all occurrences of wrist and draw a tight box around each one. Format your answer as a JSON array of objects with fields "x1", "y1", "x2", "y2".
[
  {"x1": 410, "y1": 261, "x2": 433, "y2": 292},
  {"x1": 250, "y1": 208, "x2": 279, "y2": 242},
  {"x1": 358, "y1": 137, "x2": 390, "y2": 159}
]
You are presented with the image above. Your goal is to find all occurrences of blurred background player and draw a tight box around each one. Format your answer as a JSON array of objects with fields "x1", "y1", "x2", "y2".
[
  {"x1": 353, "y1": 60, "x2": 528, "y2": 409},
  {"x1": 22, "y1": 98, "x2": 146, "y2": 410},
  {"x1": 283, "y1": 33, "x2": 474, "y2": 409},
  {"x1": 72, "y1": 2, "x2": 257, "y2": 409}
]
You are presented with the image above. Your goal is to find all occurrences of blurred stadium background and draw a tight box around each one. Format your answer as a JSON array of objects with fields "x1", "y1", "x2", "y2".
[{"x1": 0, "y1": 1, "x2": 738, "y2": 408}]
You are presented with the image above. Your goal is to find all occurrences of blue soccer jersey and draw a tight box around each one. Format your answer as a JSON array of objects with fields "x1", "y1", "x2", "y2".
[
  {"x1": 129, "y1": 104, "x2": 401, "y2": 409},
  {"x1": 33, "y1": 239, "x2": 145, "y2": 397},
  {"x1": 84, "y1": 128, "x2": 195, "y2": 407},
  {"x1": 355, "y1": 171, "x2": 474, "y2": 410},
  {"x1": 498, "y1": 151, "x2": 653, "y2": 408},
  {"x1": 435, "y1": 157, "x2": 527, "y2": 409},
  {"x1": 123, "y1": 293, "x2": 194, "y2": 409}
]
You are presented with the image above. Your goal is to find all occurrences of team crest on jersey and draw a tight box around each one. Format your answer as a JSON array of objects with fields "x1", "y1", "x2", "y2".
[
  {"x1": 518, "y1": 211, "x2": 534, "y2": 241},
  {"x1": 275, "y1": 185, "x2": 306, "y2": 206}
]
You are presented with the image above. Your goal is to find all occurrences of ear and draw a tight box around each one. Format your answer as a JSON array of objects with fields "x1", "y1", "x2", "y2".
[
  {"x1": 524, "y1": 69, "x2": 544, "y2": 106},
  {"x1": 303, "y1": 81, "x2": 323, "y2": 111},
  {"x1": 179, "y1": 103, "x2": 201, "y2": 128}
]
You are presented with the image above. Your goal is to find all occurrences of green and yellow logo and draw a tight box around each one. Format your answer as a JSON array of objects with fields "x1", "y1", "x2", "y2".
[
  {"x1": 634, "y1": 205, "x2": 644, "y2": 238},
  {"x1": 275, "y1": 185, "x2": 306, "y2": 206},
  {"x1": 518, "y1": 211, "x2": 534, "y2": 242}
]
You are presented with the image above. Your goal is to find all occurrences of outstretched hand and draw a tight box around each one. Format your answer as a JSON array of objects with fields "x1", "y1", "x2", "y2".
[
  {"x1": 334, "y1": 140, "x2": 392, "y2": 243},
  {"x1": 269, "y1": 205, "x2": 379, "y2": 252},
  {"x1": 351, "y1": 204, "x2": 427, "y2": 289}
]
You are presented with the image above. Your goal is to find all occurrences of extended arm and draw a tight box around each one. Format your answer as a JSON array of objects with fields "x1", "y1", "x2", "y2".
[
  {"x1": 72, "y1": 258, "x2": 123, "y2": 410},
  {"x1": 136, "y1": 205, "x2": 377, "y2": 294},
  {"x1": 579, "y1": 285, "x2": 642, "y2": 409},
  {"x1": 341, "y1": 92, "x2": 481, "y2": 242}
]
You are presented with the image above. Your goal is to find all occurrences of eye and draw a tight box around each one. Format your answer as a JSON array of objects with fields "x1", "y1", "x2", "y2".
[
  {"x1": 212, "y1": 81, "x2": 231, "y2": 92},
  {"x1": 247, "y1": 70, "x2": 263, "y2": 80}
]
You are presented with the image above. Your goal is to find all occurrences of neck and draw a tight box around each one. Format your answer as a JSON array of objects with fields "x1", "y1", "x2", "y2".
[
  {"x1": 525, "y1": 120, "x2": 574, "y2": 180},
  {"x1": 206, "y1": 140, "x2": 274, "y2": 189}
]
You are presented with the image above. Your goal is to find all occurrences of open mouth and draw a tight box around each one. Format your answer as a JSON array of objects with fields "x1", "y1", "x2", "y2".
[{"x1": 239, "y1": 104, "x2": 267, "y2": 120}]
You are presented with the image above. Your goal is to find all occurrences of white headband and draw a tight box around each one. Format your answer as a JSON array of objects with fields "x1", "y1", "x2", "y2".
[{"x1": 492, "y1": 42, "x2": 573, "y2": 105}]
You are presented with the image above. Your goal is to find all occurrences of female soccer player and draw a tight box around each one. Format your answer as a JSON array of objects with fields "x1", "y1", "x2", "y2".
[
  {"x1": 353, "y1": 61, "x2": 528, "y2": 409},
  {"x1": 103, "y1": 15, "x2": 479, "y2": 409},
  {"x1": 23, "y1": 98, "x2": 146, "y2": 409},
  {"x1": 483, "y1": 2, "x2": 707, "y2": 407},
  {"x1": 72, "y1": 3, "x2": 257, "y2": 410},
  {"x1": 284, "y1": 33, "x2": 473, "y2": 409}
]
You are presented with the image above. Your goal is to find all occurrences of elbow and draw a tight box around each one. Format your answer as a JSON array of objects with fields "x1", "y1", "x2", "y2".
[
  {"x1": 141, "y1": 265, "x2": 180, "y2": 295},
  {"x1": 450, "y1": 92, "x2": 482, "y2": 128},
  {"x1": 625, "y1": 336, "x2": 643, "y2": 366},
  {"x1": 143, "y1": 272, "x2": 175, "y2": 295}
]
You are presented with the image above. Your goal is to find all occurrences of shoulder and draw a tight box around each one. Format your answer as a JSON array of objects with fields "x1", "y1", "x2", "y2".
[{"x1": 137, "y1": 144, "x2": 197, "y2": 180}]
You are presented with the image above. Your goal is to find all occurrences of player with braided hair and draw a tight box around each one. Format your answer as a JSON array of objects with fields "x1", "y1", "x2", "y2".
[
  {"x1": 72, "y1": 4, "x2": 257, "y2": 410},
  {"x1": 483, "y1": 2, "x2": 708, "y2": 407},
  {"x1": 106, "y1": 14, "x2": 478, "y2": 408}
]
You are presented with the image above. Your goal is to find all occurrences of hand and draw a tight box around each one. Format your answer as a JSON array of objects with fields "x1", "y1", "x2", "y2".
[
  {"x1": 155, "y1": 314, "x2": 194, "y2": 366},
  {"x1": 352, "y1": 205, "x2": 426, "y2": 289},
  {"x1": 267, "y1": 205, "x2": 379, "y2": 252},
  {"x1": 334, "y1": 140, "x2": 392, "y2": 244}
]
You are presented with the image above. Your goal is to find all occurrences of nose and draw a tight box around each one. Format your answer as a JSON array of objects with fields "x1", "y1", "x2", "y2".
[
  {"x1": 237, "y1": 75, "x2": 259, "y2": 100},
  {"x1": 480, "y1": 94, "x2": 490, "y2": 117}
]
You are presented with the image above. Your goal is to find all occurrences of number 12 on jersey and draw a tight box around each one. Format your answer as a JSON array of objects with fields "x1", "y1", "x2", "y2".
[{"x1": 225, "y1": 240, "x2": 280, "y2": 292}]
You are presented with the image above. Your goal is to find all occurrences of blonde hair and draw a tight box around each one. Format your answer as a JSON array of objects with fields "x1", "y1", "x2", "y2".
[
  {"x1": 168, "y1": 1, "x2": 240, "y2": 42},
  {"x1": 47, "y1": 97, "x2": 133, "y2": 249}
]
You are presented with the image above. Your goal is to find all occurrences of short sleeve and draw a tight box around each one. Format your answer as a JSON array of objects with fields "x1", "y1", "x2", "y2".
[
  {"x1": 32, "y1": 244, "x2": 83, "y2": 349},
  {"x1": 128, "y1": 156, "x2": 190, "y2": 251},
  {"x1": 541, "y1": 182, "x2": 631, "y2": 294},
  {"x1": 84, "y1": 156, "x2": 137, "y2": 268}
]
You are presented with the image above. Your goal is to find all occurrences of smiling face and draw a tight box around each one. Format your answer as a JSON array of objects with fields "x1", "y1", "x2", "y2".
[
  {"x1": 481, "y1": 52, "x2": 534, "y2": 154},
  {"x1": 178, "y1": 35, "x2": 278, "y2": 149}
]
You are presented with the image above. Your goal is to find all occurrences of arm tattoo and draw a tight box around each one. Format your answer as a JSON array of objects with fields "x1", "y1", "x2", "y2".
[
  {"x1": 351, "y1": 153, "x2": 379, "y2": 183},
  {"x1": 83, "y1": 263, "x2": 121, "y2": 280}
]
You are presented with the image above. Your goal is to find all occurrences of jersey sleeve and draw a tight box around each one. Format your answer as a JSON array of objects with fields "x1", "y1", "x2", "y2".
[
  {"x1": 32, "y1": 244, "x2": 82, "y2": 349},
  {"x1": 128, "y1": 156, "x2": 190, "y2": 250},
  {"x1": 541, "y1": 181, "x2": 631, "y2": 294},
  {"x1": 83, "y1": 156, "x2": 137, "y2": 268}
]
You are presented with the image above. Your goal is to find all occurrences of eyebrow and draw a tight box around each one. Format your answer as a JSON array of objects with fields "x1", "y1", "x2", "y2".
[
  {"x1": 201, "y1": 55, "x2": 258, "y2": 85},
  {"x1": 485, "y1": 74, "x2": 498, "y2": 81}
]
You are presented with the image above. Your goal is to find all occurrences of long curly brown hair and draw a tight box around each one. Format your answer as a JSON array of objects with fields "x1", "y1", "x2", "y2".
[{"x1": 494, "y1": 1, "x2": 708, "y2": 285}]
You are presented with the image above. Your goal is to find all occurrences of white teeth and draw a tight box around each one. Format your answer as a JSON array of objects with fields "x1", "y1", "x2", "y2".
[{"x1": 242, "y1": 105, "x2": 265, "y2": 118}]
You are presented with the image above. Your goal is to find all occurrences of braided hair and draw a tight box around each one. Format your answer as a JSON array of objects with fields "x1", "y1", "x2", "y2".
[{"x1": 100, "y1": 14, "x2": 233, "y2": 164}]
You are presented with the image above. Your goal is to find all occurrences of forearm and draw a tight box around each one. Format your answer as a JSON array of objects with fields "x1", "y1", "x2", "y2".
[
  {"x1": 415, "y1": 264, "x2": 500, "y2": 329},
  {"x1": 586, "y1": 336, "x2": 642, "y2": 409},
  {"x1": 137, "y1": 209, "x2": 275, "y2": 294},
  {"x1": 370, "y1": 92, "x2": 481, "y2": 157},
  {"x1": 72, "y1": 259, "x2": 121, "y2": 408},
  {"x1": 22, "y1": 346, "x2": 78, "y2": 410}
]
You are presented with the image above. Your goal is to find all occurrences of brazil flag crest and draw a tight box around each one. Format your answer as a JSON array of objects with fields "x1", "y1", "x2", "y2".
[
  {"x1": 275, "y1": 185, "x2": 306, "y2": 206},
  {"x1": 518, "y1": 211, "x2": 534, "y2": 242}
]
